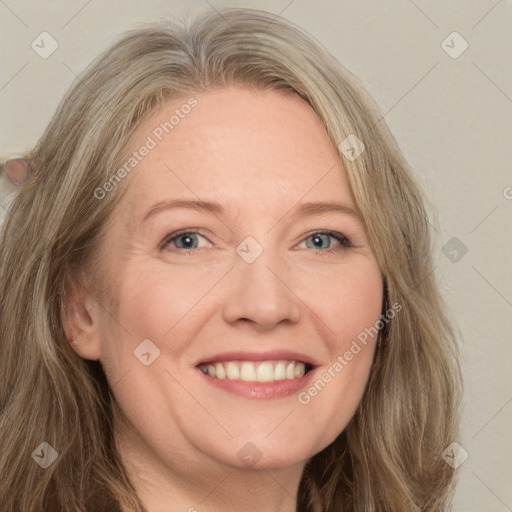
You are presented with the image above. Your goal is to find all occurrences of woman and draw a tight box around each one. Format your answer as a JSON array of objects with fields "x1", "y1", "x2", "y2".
[{"x1": 0, "y1": 7, "x2": 463, "y2": 511}]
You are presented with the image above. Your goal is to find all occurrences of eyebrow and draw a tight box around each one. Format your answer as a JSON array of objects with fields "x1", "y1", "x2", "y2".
[{"x1": 142, "y1": 199, "x2": 360, "y2": 223}]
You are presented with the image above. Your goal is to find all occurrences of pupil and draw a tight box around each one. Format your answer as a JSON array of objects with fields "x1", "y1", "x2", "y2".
[
  {"x1": 182, "y1": 235, "x2": 194, "y2": 248},
  {"x1": 314, "y1": 235, "x2": 324, "y2": 248}
]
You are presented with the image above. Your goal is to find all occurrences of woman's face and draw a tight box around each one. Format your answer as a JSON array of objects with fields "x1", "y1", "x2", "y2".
[{"x1": 86, "y1": 87, "x2": 383, "y2": 471}]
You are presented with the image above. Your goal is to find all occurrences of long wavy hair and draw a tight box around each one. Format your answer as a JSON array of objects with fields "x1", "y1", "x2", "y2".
[{"x1": 0, "y1": 7, "x2": 463, "y2": 511}]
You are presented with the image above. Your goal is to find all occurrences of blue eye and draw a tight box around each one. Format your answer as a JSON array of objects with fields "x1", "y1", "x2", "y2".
[
  {"x1": 173, "y1": 233, "x2": 199, "y2": 249},
  {"x1": 162, "y1": 229, "x2": 351, "y2": 255},
  {"x1": 301, "y1": 230, "x2": 351, "y2": 253},
  {"x1": 162, "y1": 230, "x2": 210, "y2": 252}
]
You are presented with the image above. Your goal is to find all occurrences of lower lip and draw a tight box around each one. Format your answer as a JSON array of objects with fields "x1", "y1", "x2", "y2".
[{"x1": 196, "y1": 367, "x2": 317, "y2": 399}]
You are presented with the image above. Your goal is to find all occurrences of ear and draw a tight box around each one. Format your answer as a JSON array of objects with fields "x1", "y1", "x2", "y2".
[
  {"x1": 1, "y1": 156, "x2": 32, "y2": 186},
  {"x1": 61, "y1": 271, "x2": 103, "y2": 361}
]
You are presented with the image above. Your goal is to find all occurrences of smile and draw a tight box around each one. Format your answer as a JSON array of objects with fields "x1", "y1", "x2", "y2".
[{"x1": 198, "y1": 360, "x2": 313, "y2": 382}]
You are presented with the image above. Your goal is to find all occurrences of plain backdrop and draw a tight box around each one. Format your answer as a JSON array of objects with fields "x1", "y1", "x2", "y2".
[{"x1": 1, "y1": 1, "x2": 511, "y2": 511}]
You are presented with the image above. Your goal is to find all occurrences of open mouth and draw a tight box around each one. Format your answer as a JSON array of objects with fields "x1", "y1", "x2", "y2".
[{"x1": 197, "y1": 360, "x2": 315, "y2": 382}]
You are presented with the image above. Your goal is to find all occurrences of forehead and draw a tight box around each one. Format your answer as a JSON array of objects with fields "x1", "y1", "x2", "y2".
[{"x1": 121, "y1": 87, "x2": 353, "y2": 219}]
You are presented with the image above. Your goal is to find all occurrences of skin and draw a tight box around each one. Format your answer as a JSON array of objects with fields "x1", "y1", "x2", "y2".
[{"x1": 63, "y1": 87, "x2": 383, "y2": 512}]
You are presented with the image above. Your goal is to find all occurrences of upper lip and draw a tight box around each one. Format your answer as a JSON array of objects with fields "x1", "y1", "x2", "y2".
[{"x1": 196, "y1": 349, "x2": 320, "y2": 368}]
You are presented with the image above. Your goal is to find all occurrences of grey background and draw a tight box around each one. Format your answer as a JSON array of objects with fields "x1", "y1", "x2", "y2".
[{"x1": 1, "y1": 1, "x2": 511, "y2": 510}]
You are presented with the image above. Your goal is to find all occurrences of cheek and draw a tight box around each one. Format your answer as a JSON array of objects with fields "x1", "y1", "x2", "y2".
[
  {"x1": 341, "y1": 271, "x2": 382, "y2": 340},
  {"x1": 295, "y1": 261, "x2": 383, "y2": 448},
  {"x1": 108, "y1": 265, "x2": 212, "y2": 344},
  {"x1": 309, "y1": 260, "x2": 383, "y2": 343},
  {"x1": 95, "y1": 273, "x2": 180, "y2": 383},
  {"x1": 327, "y1": 262, "x2": 383, "y2": 385},
  {"x1": 97, "y1": 261, "x2": 228, "y2": 394}
]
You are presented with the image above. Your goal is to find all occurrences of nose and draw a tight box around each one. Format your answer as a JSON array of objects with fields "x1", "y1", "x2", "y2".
[{"x1": 222, "y1": 247, "x2": 301, "y2": 330}]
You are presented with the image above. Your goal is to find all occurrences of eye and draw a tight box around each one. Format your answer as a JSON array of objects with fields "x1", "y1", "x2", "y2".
[
  {"x1": 161, "y1": 230, "x2": 212, "y2": 253},
  {"x1": 298, "y1": 230, "x2": 352, "y2": 254},
  {"x1": 161, "y1": 229, "x2": 352, "y2": 255}
]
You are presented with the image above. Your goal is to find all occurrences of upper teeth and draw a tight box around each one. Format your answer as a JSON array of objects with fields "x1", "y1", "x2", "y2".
[{"x1": 199, "y1": 360, "x2": 307, "y2": 382}]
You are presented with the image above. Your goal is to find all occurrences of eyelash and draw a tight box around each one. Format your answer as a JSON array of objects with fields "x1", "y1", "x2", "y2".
[{"x1": 161, "y1": 228, "x2": 352, "y2": 256}]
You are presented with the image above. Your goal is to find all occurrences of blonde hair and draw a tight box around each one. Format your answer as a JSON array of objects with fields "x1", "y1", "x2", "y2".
[{"x1": 0, "y1": 7, "x2": 463, "y2": 511}]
